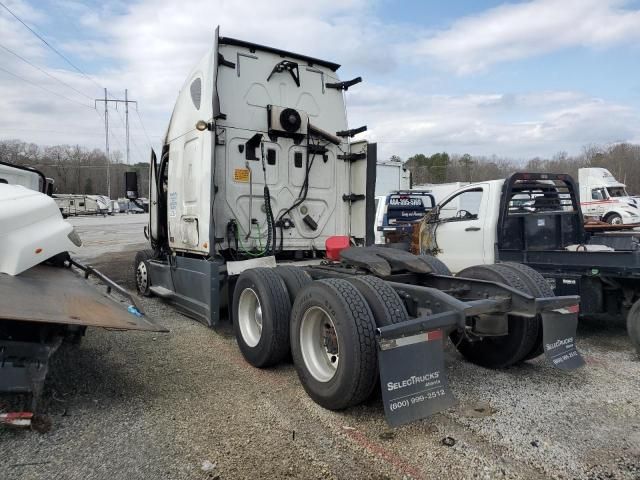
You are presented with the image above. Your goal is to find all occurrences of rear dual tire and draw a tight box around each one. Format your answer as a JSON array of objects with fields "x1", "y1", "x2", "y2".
[
  {"x1": 232, "y1": 269, "x2": 385, "y2": 409},
  {"x1": 232, "y1": 268, "x2": 292, "y2": 368},
  {"x1": 453, "y1": 264, "x2": 542, "y2": 368},
  {"x1": 290, "y1": 279, "x2": 379, "y2": 410},
  {"x1": 498, "y1": 262, "x2": 554, "y2": 360}
]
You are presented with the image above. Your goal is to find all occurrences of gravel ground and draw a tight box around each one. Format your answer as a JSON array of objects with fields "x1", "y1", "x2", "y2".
[{"x1": 1, "y1": 215, "x2": 639, "y2": 480}]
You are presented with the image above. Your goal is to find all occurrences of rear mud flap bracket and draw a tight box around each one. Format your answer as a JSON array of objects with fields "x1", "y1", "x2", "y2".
[
  {"x1": 377, "y1": 329, "x2": 456, "y2": 427},
  {"x1": 541, "y1": 307, "x2": 585, "y2": 370}
]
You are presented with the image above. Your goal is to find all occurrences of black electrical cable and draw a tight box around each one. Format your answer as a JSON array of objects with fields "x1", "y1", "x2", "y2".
[
  {"x1": 0, "y1": 1, "x2": 104, "y2": 91},
  {"x1": 260, "y1": 143, "x2": 277, "y2": 256},
  {"x1": 277, "y1": 135, "x2": 330, "y2": 252}
]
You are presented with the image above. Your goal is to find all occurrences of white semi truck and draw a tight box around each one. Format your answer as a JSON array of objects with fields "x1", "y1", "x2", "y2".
[
  {"x1": 578, "y1": 167, "x2": 639, "y2": 224},
  {"x1": 130, "y1": 28, "x2": 584, "y2": 426}
]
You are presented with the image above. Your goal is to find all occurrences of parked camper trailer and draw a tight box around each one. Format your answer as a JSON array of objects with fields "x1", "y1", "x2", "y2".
[
  {"x1": 110, "y1": 199, "x2": 121, "y2": 214},
  {"x1": 578, "y1": 168, "x2": 639, "y2": 224},
  {"x1": 54, "y1": 194, "x2": 110, "y2": 216}
]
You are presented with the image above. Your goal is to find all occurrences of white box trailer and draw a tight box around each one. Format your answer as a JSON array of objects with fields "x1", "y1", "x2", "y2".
[
  {"x1": 129, "y1": 28, "x2": 584, "y2": 427},
  {"x1": 375, "y1": 160, "x2": 411, "y2": 196}
]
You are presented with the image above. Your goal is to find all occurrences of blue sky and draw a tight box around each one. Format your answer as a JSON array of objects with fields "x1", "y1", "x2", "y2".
[{"x1": 1, "y1": 0, "x2": 639, "y2": 162}]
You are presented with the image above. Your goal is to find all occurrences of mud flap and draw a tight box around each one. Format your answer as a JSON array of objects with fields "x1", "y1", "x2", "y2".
[
  {"x1": 541, "y1": 307, "x2": 585, "y2": 370},
  {"x1": 378, "y1": 329, "x2": 456, "y2": 427}
]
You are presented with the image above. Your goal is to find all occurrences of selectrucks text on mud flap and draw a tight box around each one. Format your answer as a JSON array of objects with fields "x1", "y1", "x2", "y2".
[{"x1": 386, "y1": 372, "x2": 440, "y2": 392}]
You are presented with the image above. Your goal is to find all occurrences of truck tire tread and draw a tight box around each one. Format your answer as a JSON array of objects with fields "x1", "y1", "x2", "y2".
[
  {"x1": 498, "y1": 262, "x2": 554, "y2": 360},
  {"x1": 232, "y1": 267, "x2": 291, "y2": 368},
  {"x1": 290, "y1": 279, "x2": 378, "y2": 410},
  {"x1": 418, "y1": 255, "x2": 452, "y2": 276},
  {"x1": 274, "y1": 265, "x2": 312, "y2": 302},
  {"x1": 134, "y1": 249, "x2": 155, "y2": 297},
  {"x1": 453, "y1": 264, "x2": 540, "y2": 368},
  {"x1": 347, "y1": 275, "x2": 409, "y2": 327}
]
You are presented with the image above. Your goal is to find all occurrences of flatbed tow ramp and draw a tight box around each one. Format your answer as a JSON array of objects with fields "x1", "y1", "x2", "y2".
[{"x1": 0, "y1": 262, "x2": 167, "y2": 410}]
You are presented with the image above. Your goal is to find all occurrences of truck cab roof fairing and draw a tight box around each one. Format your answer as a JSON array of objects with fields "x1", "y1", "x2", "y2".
[{"x1": 218, "y1": 36, "x2": 341, "y2": 72}]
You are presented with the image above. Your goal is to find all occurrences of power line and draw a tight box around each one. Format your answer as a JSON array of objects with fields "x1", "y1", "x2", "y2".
[
  {"x1": 0, "y1": 65, "x2": 95, "y2": 109},
  {"x1": 0, "y1": 1, "x2": 155, "y2": 164},
  {"x1": 135, "y1": 109, "x2": 154, "y2": 148},
  {"x1": 0, "y1": 42, "x2": 94, "y2": 100},
  {"x1": 109, "y1": 100, "x2": 144, "y2": 161},
  {"x1": 0, "y1": 0, "x2": 102, "y2": 91},
  {"x1": 113, "y1": 106, "x2": 145, "y2": 163}
]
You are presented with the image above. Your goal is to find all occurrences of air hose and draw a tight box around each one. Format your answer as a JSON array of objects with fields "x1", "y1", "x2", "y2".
[{"x1": 260, "y1": 143, "x2": 276, "y2": 256}]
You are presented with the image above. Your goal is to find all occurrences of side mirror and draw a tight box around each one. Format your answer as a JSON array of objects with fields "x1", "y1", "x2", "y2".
[{"x1": 125, "y1": 171, "x2": 138, "y2": 200}]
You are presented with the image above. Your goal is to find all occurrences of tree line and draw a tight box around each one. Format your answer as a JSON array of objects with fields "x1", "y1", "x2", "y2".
[
  {"x1": 4, "y1": 138, "x2": 640, "y2": 198},
  {"x1": 402, "y1": 143, "x2": 640, "y2": 194},
  {"x1": 0, "y1": 139, "x2": 149, "y2": 198}
]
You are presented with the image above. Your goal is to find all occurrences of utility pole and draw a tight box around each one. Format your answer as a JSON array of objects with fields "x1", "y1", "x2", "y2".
[
  {"x1": 125, "y1": 89, "x2": 130, "y2": 166},
  {"x1": 95, "y1": 90, "x2": 138, "y2": 198}
]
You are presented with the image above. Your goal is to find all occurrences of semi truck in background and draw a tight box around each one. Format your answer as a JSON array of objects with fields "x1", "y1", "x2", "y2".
[
  {"x1": 578, "y1": 167, "x2": 640, "y2": 224},
  {"x1": 129, "y1": 27, "x2": 584, "y2": 427}
]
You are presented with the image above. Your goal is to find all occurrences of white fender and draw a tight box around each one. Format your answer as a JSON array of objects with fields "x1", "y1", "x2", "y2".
[
  {"x1": 603, "y1": 206, "x2": 640, "y2": 224},
  {"x1": 0, "y1": 184, "x2": 80, "y2": 275}
]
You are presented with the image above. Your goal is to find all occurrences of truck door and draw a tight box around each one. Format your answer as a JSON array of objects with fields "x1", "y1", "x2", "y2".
[
  {"x1": 433, "y1": 185, "x2": 489, "y2": 273},
  {"x1": 148, "y1": 149, "x2": 160, "y2": 246}
]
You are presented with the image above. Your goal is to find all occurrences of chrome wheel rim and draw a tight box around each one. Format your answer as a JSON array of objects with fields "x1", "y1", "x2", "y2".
[
  {"x1": 610, "y1": 216, "x2": 623, "y2": 225},
  {"x1": 300, "y1": 306, "x2": 339, "y2": 382},
  {"x1": 136, "y1": 261, "x2": 148, "y2": 293},
  {"x1": 238, "y1": 288, "x2": 262, "y2": 347}
]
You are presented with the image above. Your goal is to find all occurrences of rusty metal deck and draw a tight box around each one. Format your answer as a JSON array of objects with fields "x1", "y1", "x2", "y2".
[{"x1": 0, "y1": 265, "x2": 167, "y2": 332}]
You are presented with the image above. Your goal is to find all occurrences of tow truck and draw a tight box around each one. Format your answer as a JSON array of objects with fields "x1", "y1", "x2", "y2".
[
  {"x1": 419, "y1": 172, "x2": 640, "y2": 354},
  {"x1": 0, "y1": 160, "x2": 166, "y2": 412}
]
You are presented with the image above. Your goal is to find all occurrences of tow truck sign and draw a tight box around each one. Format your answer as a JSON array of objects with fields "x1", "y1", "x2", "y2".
[{"x1": 378, "y1": 329, "x2": 455, "y2": 427}]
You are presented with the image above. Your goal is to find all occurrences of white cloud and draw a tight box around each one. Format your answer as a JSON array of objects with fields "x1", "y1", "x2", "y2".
[
  {"x1": 412, "y1": 0, "x2": 640, "y2": 74},
  {"x1": 0, "y1": 0, "x2": 639, "y2": 164},
  {"x1": 348, "y1": 86, "x2": 640, "y2": 160}
]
